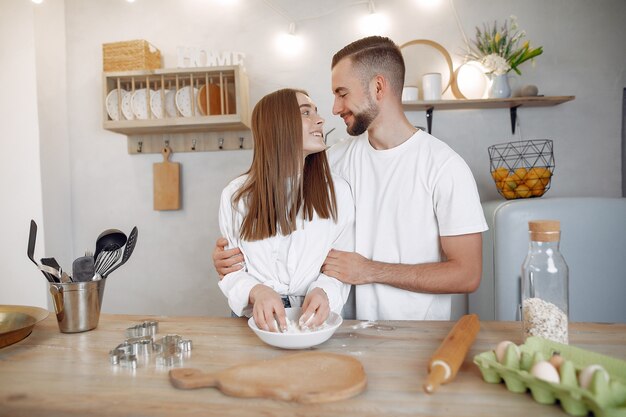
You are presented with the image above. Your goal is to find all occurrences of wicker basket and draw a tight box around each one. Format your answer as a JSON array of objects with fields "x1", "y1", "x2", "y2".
[
  {"x1": 488, "y1": 139, "x2": 555, "y2": 200},
  {"x1": 103, "y1": 40, "x2": 162, "y2": 72}
]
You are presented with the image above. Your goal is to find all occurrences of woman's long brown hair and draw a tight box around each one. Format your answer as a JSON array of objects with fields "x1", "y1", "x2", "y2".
[{"x1": 233, "y1": 89, "x2": 337, "y2": 241}]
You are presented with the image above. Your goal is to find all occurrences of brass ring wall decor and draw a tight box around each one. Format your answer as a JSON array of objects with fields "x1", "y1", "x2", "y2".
[{"x1": 399, "y1": 39, "x2": 454, "y2": 95}]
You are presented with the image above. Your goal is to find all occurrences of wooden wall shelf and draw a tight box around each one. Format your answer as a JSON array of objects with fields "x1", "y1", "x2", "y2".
[
  {"x1": 402, "y1": 96, "x2": 575, "y2": 134},
  {"x1": 102, "y1": 66, "x2": 252, "y2": 153}
]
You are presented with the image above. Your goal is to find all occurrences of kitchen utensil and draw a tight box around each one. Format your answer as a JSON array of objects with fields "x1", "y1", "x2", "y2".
[
  {"x1": 93, "y1": 229, "x2": 127, "y2": 264},
  {"x1": 169, "y1": 351, "x2": 367, "y2": 403},
  {"x1": 41, "y1": 257, "x2": 61, "y2": 272},
  {"x1": 72, "y1": 255, "x2": 95, "y2": 283},
  {"x1": 40, "y1": 258, "x2": 71, "y2": 283},
  {"x1": 27, "y1": 220, "x2": 57, "y2": 283},
  {"x1": 423, "y1": 314, "x2": 480, "y2": 394},
  {"x1": 95, "y1": 249, "x2": 121, "y2": 276},
  {"x1": 102, "y1": 227, "x2": 138, "y2": 278},
  {"x1": 49, "y1": 279, "x2": 106, "y2": 333},
  {"x1": 0, "y1": 305, "x2": 49, "y2": 349},
  {"x1": 153, "y1": 146, "x2": 180, "y2": 210},
  {"x1": 247, "y1": 307, "x2": 342, "y2": 349}
]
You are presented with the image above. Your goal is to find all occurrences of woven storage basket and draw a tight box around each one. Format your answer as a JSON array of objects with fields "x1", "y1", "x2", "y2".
[{"x1": 103, "y1": 40, "x2": 162, "y2": 72}]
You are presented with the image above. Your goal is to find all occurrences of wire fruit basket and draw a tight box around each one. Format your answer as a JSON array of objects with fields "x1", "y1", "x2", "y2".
[{"x1": 488, "y1": 140, "x2": 555, "y2": 200}]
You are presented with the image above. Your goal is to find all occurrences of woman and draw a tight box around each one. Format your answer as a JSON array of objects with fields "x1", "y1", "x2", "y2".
[{"x1": 218, "y1": 89, "x2": 354, "y2": 332}]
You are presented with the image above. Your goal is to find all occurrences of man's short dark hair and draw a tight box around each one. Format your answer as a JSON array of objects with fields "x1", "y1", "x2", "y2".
[{"x1": 331, "y1": 36, "x2": 405, "y2": 98}]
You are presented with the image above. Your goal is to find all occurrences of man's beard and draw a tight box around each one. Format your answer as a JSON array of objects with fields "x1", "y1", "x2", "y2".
[{"x1": 347, "y1": 98, "x2": 379, "y2": 136}]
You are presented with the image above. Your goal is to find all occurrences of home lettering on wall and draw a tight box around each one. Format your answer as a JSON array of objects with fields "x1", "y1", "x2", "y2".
[{"x1": 177, "y1": 47, "x2": 245, "y2": 68}]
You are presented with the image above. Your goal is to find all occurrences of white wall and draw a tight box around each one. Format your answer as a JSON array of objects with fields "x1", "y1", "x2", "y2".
[
  {"x1": 0, "y1": 1, "x2": 47, "y2": 307},
  {"x1": 2, "y1": 0, "x2": 624, "y2": 316}
]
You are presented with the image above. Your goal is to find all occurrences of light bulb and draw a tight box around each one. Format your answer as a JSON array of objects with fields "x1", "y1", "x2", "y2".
[
  {"x1": 32, "y1": 0, "x2": 44, "y2": 4},
  {"x1": 275, "y1": 24, "x2": 303, "y2": 58}
]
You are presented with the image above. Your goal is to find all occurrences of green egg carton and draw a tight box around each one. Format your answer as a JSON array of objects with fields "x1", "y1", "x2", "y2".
[{"x1": 474, "y1": 336, "x2": 626, "y2": 417}]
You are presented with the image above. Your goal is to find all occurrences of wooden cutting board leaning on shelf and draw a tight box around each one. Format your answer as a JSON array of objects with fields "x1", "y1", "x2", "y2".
[{"x1": 153, "y1": 145, "x2": 180, "y2": 210}]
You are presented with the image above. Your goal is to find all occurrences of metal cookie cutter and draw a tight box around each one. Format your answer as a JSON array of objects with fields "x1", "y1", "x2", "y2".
[
  {"x1": 109, "y1": 344, "x2": 137, "y2": 369},
  {"x1": 110, "y1": 335, "x2": 155, "y2": 368},
  {"x1": 154, "y1": 334, "x2": 192, "y2": 368},
  {"x1": 126, "y1": 321, "x2": 159, "y2": 339}
]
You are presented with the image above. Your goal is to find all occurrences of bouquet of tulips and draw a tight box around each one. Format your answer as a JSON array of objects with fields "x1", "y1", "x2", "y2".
[{"x1": 467, "y1": 16, "x2": 543, "y2": 75}]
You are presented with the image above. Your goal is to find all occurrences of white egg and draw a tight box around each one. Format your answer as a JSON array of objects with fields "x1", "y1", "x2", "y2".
[
  {"x1": 494, "y1": 340, "x2": 519, "y2": 363},
  {"x1": 531, "y1": 360, "x2": 560, "y2": 384},
  {"x1": 578, "y1": 364, "x2": 609, "y2": 389}
]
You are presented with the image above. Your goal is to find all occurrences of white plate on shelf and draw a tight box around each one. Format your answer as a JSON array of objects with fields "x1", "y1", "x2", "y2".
[
  {"x1": 131, "y1": 89, "x2": 155, "y2": 120},
  {"x1": 175, "y1": 86, "x2": 199, "y2": 117},
  {"x1": 105, "y1": 89, "x2": 128, "y2": 121},
  {"x1": 121, "y1": 91, "x2": 134, "y2": 120},
  {"x1": 150, "y1": 89, "x2": 177, "y2": 119},
  {"x1": 165, "y1": 90, "x2": 177, "y2": 117}
]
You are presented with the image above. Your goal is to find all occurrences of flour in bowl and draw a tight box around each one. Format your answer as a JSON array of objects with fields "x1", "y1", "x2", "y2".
[{"x1": 273, "y1": 316, "x2": 329, "y2": 333}]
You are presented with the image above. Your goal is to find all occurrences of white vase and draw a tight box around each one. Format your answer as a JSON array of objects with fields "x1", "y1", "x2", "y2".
[{"x1": 489, "y1": 74, "x2": 511, "y2": 98}]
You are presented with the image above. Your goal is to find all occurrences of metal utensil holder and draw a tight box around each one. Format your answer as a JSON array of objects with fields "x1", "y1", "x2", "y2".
[{"x1": 49, "y1": 280, "x2": 106, "y2": 333}]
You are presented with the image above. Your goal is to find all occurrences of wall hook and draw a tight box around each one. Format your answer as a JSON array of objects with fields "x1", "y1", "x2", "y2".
[
  {"x1": 137, "y1": 141, "x2": 143, "y2": 153},
  {"x1": 239, "y1": 137, "x2": 244, "y2": 149},
  {"x1": 191, "y1": 139, "x2": 197, "y2": 151},
  {"x1": 218, "y1": 137, "x2": 224, "y2": 150}
]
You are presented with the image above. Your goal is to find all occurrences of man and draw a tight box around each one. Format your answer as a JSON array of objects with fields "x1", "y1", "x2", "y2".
[{"x1": 213, "y1": 36, "x2": 487, "y2": 321}]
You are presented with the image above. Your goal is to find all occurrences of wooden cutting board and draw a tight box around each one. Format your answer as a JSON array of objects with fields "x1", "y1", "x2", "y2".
[
  {"x1": 153, "y1": 146, "x2": 180, "y2": 210},
  {"x1": 169, "y1": 352, "x2": 367, "y2": 404}
]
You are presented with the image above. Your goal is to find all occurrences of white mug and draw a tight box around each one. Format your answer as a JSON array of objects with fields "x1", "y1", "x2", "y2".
[
  {"x1": 401, "y1": 86, "x2": 419, "y2": 102},
  {"x1": 422, "y1": 73, "x2": 442, "y2": 101}
]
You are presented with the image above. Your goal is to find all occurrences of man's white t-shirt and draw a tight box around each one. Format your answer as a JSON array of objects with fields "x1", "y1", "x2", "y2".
[
  {"x1": 328, "y1": 129, "x2": 488, "y2": 321},
  {"x1": 218, "y1": 175, "x2": 354, "y2": 317}
]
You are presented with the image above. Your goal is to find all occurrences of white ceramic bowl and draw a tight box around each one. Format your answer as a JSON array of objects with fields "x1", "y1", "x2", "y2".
[{"x1": 248, "y1": 307, "x2": 342, "y2": 350}]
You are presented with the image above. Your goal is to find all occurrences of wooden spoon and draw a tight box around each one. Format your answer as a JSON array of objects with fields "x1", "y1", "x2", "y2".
[{"x1": 169, "y1": 351, "x2": 367, "y2": 404}]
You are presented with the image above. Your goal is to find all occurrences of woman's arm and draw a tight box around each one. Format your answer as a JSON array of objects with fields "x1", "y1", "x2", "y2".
[
  {"x1": 217, "y1": 185, "x2": 259, "y2": 316},
  {"x1": 302, "y1": 179, "x2": 355, "y2": 326}
]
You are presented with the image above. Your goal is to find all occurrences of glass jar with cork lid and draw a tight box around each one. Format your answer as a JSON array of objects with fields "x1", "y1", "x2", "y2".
[{"x1": 521, "y1": 220, "x2": 569, "y2": 344}]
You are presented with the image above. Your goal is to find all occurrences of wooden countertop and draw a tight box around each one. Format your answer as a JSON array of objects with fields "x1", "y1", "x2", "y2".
[{"x1": 1, "y1": 314, "x2": 624, "y2": 416}]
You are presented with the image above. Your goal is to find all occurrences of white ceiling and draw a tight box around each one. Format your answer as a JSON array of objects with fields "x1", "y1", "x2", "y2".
[{"x1": 265, "y1": 0, "x2": 369, "y2": 23}]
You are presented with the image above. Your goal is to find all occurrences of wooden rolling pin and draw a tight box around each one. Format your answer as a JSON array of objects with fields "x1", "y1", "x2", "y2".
[{"x1": 423, "y1": 313, "x2": 480, "y2": 394}]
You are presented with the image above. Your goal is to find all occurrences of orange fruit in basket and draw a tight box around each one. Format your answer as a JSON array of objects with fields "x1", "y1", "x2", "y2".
[
  {"x1": 515, "y1": 184, "x2": 532, "y2": 198},
  {"x1": 495, "y1": 180, "x2": 505, "y2": 191},
  {"x1": 531, "y1": 182, "x2": 546, "y2": 197},
  {"x1": 512, "y1": 168, "x2": 528, "y2": 182},
  {"x1": 491, "y1": 167, "x2": 510, "y2": 182},
  {"x1": 502, "y1": 189, "x2": 516, "y2": 199},
  {"x1": 503, "y1": 175, "x2": 518, "y2": 190},
  {"x1": 524, "y1": 170, "x2": 541, "y2": 189},
  {"x1": 530, "y1": 167, "x2": 552, "y2": 186}
]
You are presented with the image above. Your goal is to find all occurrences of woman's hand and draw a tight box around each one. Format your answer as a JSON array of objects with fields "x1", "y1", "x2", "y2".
[
  {"x1": 249, "y1": 284, "x2": 286, "y2": 332},
  {"x1": 212, "y1": 237, "x2": 244, "y2": 278},
  {"x1": 299, "y1": 288, "x2": 330, "y2": 329}
]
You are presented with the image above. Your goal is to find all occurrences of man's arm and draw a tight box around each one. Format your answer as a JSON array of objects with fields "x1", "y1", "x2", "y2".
[
  {"x1": 321, "y1": 232, "x2": 482, "y2": 294},
  {"x1": 212, "y1": 237, "x2": 244, "y2": 278}
]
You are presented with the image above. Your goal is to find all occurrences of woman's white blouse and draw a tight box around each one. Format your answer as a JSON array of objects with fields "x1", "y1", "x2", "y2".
[{"x1": 218, "y1": 175, "x2": 355, "y2": 316}]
